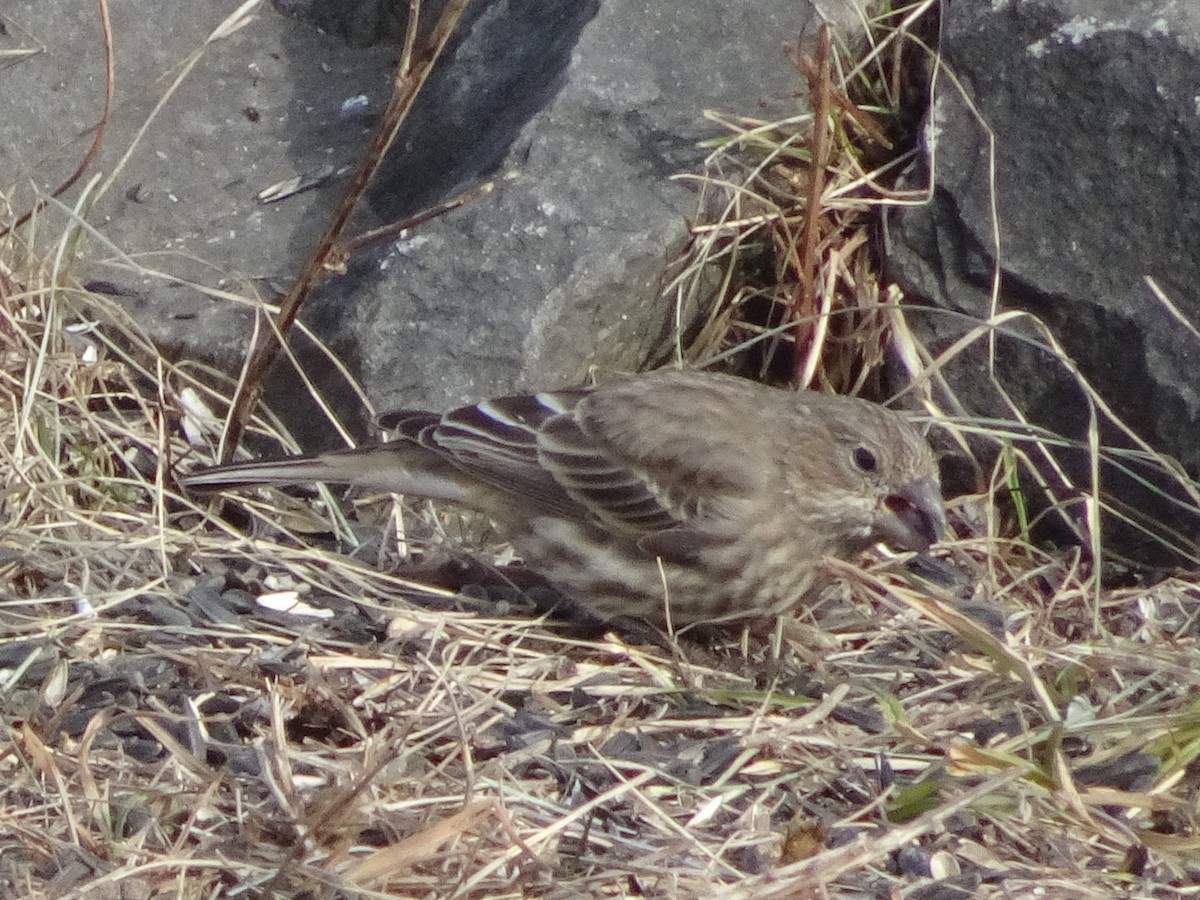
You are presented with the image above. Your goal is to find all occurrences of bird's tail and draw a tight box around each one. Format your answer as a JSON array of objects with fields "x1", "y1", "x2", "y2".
[{"x1": 178, "y1": 443, "x2": 471, "y2": 504}]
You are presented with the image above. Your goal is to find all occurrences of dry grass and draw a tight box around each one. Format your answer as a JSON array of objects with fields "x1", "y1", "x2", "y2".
[{"x1": 3, "y1": 2, "x2": 1200, "y2": 898}]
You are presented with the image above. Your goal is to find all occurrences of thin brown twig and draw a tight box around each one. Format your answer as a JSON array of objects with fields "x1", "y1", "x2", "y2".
[
  {"x1": 332, "y1": 180, "x2": 494, "y2": 268},
  {"x1": 791, "y1": 22, "x2": 833, "y2": 388},
  {"x1": 220, "y1": 0, "x2": 472, "y2": 462}
]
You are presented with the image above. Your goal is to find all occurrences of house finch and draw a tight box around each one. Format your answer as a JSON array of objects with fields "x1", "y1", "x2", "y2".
[{"x1": 181, "y1": 369, "x2": 944, "y2": 627}]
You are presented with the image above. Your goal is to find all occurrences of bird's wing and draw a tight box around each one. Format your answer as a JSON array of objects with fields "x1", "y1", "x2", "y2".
[
  {"x1": 535, "y1": 413, "x2": 694, "y2": 535},
  {"x1": 380, "y1": 390, "x2": 594, "y2": 520},
  {"x1": 379, "y1": 373, "x2": 774, "y2": 557},
  {"x1": 540, "y1": 372, "x2": 774, "y2": 550}
]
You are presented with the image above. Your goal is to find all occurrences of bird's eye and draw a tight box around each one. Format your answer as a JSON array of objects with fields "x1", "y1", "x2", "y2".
[{"x1": 853, "y1": 446, "x2": 878, "y2": 472}]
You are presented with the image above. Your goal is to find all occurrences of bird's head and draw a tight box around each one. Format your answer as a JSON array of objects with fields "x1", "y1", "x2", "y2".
[{"x1": 799, "y1": 397, "x2": 946, "y2": 555}]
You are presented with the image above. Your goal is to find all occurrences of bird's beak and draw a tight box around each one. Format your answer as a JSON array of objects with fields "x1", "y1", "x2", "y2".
[{"x1": 877, "y1": 477, "x2": 945, "y2": 551}]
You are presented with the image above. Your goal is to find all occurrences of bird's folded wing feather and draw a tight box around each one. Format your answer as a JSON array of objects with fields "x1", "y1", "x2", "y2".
[
  {"x1": 573, "y1": 372, "x2": 770, "y2": 521},
  {"x1": 381, "y1": 391, "x2": 594, "y2": 520},
  {"x1": 380, "y1": 378, "x2": 769, "y2": 553},
  {"x1": 535, "y1": 414, "x2": 688, "y2": 534}
]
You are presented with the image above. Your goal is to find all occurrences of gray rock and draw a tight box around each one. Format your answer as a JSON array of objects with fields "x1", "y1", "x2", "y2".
[
  {"x1": 289, "y1": 0, "x2": 852, "y2": 437},
  {"x1": 2, "y1": 0, "x2": 857, "y2": 447},
  {"x1": 2, "y1": 0, "x2": 398, "y2": 397},
  {"x1": 884, "y1": 0, "x2": 1200, "y2": 566}
]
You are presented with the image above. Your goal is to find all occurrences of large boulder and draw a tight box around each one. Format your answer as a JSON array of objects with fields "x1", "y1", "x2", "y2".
[
  {"x1": 884, "y1": 0, "x2": 1200, "y2": 567},
  {"x1": 1, "y1": 0, "x2": 857, "y2": 446}
]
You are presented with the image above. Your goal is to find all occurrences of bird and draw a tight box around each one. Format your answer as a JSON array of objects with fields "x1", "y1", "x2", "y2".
[{"x1": 180, "y1": 369, "x2": 945, "y2": 628}]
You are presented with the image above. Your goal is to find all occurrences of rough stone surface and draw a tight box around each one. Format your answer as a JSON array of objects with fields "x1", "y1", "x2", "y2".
[
  {"x1": 884, "y1": 0, "x2": 1200, "y2": 565},
  {"x1": 1, "y1": 0, "x2": 860, "y2": 448},
  {"x1": 2, "y1": 0, "x2": 398, "y2": 414}
]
